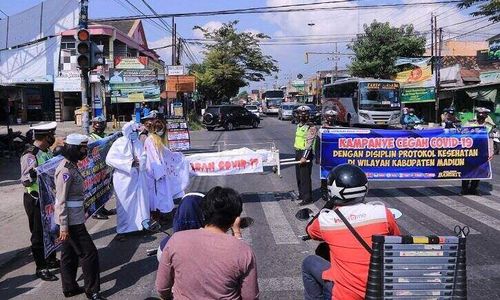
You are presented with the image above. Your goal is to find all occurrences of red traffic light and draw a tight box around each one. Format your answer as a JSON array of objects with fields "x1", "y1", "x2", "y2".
[{"x1": 76, "y1": 29, "x2": 90, "y2": 41}]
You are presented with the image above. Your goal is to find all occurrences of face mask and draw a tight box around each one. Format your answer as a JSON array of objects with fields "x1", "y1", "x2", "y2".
[
  {"x1": 129, "y1": 131, "x2": 138, "y2": 141},
  {"x1": 156, "y1": 129, "x2": 165, "y2": 136}
]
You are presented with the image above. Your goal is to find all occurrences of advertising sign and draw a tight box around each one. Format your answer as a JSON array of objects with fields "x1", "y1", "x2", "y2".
[
  {"x1": 401, "y1": 87, "x2": 436, "y2": 104},
  {"x1": 109, "y1": 69, "x2": 160, "y2": 103},
  {"x1": 166, "y1": 75, "x2": 196, "y2": 92},
  {"x1": 488, "y1": 38, "x2": 500, "y2": 60},
  {"x1": 395, "y1": 57, "x2": 436, "y2": 103},
  {"x1": 320, "y1": 127, "x2": 491, "y2": 180},
  {"x1": 38, "y1": 133, "x2": 120, "y2": 257},
  {"x1": 54, "y1": 73, "x2": 81, "y2": 92},
  {"x1": 167, "y1": 119, "x2": 191, "y2": 151},
  {"x1": 113, "y1": 57, "x2": 148, "y2": 69}
]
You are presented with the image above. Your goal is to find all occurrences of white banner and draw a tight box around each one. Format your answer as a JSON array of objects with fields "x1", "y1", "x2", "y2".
[
  {"x1": 167, "y1": 65, "x2": 185, "y2": 76},
  {"x1": 54, "y1": 73, "x2": 81, "y2": 91},
  {"x1": 187, "y1": 152, "x2": 263, "y2": 176}
]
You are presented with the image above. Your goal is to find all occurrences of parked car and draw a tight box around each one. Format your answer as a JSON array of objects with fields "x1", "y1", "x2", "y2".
[
  {"x1": 245, "y1": 105, "x2": 261, "y2": 119},
  {"x1": 291, "y1": 103, "x2": 322, "y2": 125},
  {"x1": 278, "y1": 103, "x2": 299, "y2": 121},
  {"x1": 202, "y1": 105, "x2": 260, "y2": 131}
]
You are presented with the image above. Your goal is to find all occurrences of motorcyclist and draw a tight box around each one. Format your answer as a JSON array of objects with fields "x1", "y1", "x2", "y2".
[
  {"x1": 402, "y1": 108, "x2": 422, "y2": 129},
  {"x1": 316, "y1": 110, "x2": 339, "y2": 201},
  {"x1": 302, "y1": 164, "x2": 400, "y2": 300},
  {"x1": 442, "y1": 107, "x2": 461, "y2": 129}
]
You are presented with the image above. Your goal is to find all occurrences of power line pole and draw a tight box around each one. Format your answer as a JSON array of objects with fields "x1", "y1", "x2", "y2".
[
  {"x1": 171, "y1": 17, "x2": 176, "y2": 65},
  {"x1": 79, "y1": 0, "x2": 90, "y2": 134}
]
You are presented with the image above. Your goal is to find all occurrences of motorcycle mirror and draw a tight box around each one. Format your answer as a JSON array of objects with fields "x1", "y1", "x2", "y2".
[
  {"x1": 389, "y1": 208, "x2": 402, "y2": 219},
  {"x1": 239, "y1": 217, "x2": 254, "y2": 229},
  {"x1": 295, "y1": 208, "x2": 314, "y2": 221},
  {"x1": 142, "y1": 219, "x2": 161, "y2": 232}
]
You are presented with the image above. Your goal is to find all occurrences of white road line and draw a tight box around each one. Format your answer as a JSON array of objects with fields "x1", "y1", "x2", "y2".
[
  {"x1": 385, "y1": 189, "x2": 480, "y2": 235},
  {"x1": 24, "y1": 280, "x2": 43, "y2": 295},
  {"x1": 258, "y1": 276, "x2": 303, "y2": 292},
  {"x1": 260, "y1": 193, "x2": 300, "y2": 245},
  {"x1": 368, "y1": 197, "x2": 438, "y2": 236},
  {"x1": 438, "y1": 186, "x2": 500, "y2": 213},
  {"x1": 407, "y1": 188, "x2": 500, "y2": 233}
]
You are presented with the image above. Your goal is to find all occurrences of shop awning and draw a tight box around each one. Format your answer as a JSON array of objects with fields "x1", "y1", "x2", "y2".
[{"x1": 441, "y1": 82, "x2": 500, "y2": 103}]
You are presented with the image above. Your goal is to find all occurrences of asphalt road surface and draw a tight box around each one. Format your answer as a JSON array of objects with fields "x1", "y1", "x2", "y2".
[{"x1": 1, "y1": 116, "x2": 500, "y2": 299}]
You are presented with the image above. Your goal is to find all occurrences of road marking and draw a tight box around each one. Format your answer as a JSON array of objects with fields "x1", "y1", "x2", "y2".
[
  {"x1": 260, "y1": 193, "x2": 300, "y2": 245},
  {"x1": 24, "y1": 280, "x2": 43, "y2": 295},
  {"x1": 410, "y1": 188, "x2": 500, "y2": 233},
  {"x1": 438, "y1": 186, "x2": 500, "y2": 213},
  {"x1": 385, "y1": 189, "x2": 480, "y2": 235},
  {"x1": 258, "y1": 276, "x2": 303, "y2": 292}
]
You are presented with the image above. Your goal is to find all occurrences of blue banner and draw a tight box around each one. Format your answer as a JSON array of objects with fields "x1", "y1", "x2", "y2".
[
  {"x1": 320, "y1": 127, "x2": 492, "y2": 180},
  {"x1": 38, "y1": 133, "x2": 120, "y2": 257}
]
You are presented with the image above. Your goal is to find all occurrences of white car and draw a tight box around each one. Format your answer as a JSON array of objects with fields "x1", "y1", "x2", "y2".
[{"x1": 245, "y1": 105, "x2": 260, "y2": 118}]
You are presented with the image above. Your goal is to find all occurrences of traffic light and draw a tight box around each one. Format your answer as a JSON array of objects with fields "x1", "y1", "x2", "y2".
[
  {"x1": 76, "y1": 29, "x2": 91, "y2": 70},
  {"x1": 91, "y1": 43, "x2": 105, "y2": 69}
]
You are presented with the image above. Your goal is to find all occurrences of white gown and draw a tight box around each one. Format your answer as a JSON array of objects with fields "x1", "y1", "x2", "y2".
[
  {"x1": 144, "y1": 136, "x2": 190, "y2": 213},
  {"x1": 106, "y1": 123, "x2": 150, "y2": 234}
]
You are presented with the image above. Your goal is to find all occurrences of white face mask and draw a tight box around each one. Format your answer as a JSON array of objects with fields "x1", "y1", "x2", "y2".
[{"x1": 129, "y1": 132, "x2": 138, "y2": 141}]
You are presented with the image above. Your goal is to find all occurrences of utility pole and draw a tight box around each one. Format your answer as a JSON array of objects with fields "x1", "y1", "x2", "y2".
[
  {"x1": 171, "y1": 17, "x2": 176, "y2": 65},
  {"x1": 79, "y1": 0, "x2": 90, "y2": 134},
  {"x1": 436, "y1": 26, "x2": 443, "y2": 123},
  {"x1": 333, "y1": 42, "x2": 338, "y2": 83}
]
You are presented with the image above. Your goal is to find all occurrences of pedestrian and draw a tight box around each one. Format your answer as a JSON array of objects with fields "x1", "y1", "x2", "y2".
[
  {"x1": 155, "y1": 186, "x2": 259, "y2": 300},
  {"x1": 316, "y1": 109, "x2": 338, "y2": 201},
  {"x1": 105, "y1": 121, "x2": 150, "y2": 240},
  {"x1": 54, "y1": 134, "x2": 105, "y2": 300},
  {"x1": 20, "y1": 122, "x2": 59, "y2": 281},
  {"x1": 302, "y1": 164, "x2": 401, "y2": 299},
  {"x1": 294, "y1": 105, "x2": 318, "y2": 205},
  {"x1": 460, "y1": 107, "x2": 494, "y2": 195},
  {"x1": 87, "y1": 116, "x2": 115, "y2": 220}
]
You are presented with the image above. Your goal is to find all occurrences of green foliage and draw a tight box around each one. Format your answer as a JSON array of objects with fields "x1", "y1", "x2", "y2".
[
  {"x1": 188, "y1": 21, "x2": 278, "y2": 104},
  {"x1": 187, "y1": 110, "x2": 204, "y2": 131},
  {"x1": 458, "y1": 0, "x2": 500, "y2": 23},
  {"x1": 348, "y1": 21, "x2": 426, "y2": 79}
]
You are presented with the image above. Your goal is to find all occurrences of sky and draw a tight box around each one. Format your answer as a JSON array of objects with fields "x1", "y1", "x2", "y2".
[{"x1": 1, "y1": 0, "x2": 499, "y2": 91}]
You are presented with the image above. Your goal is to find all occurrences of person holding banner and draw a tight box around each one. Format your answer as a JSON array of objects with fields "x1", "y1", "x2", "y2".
[
  {"x1": 294, "y1": 105, "x2": 318, "y2": 206},
  {"x1": 54, "y1": 134, "x2": 104, "y2": 300},
  {"x1": 316, "y1": 110, "x2": 339, "y2": 201},
  {"x1": 106, "y1": 121, "x2": 150, "y2": 238},
  {"x1": 20, "y1": 122, "x2": 59, "y2": 281},
  {"x1": 461, "y1": 107, "x2": 494, "y2": 196}
]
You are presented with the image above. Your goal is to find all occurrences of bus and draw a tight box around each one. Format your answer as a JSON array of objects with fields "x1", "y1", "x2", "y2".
[
  {"x1": 322, "y1": 78, "x2": 401, "y2": 127},
  {"x1": 262, "y1": 90, "x2": 284, "y2": 115}
]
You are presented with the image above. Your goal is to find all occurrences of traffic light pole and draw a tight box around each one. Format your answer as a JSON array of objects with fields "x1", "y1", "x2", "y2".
[{"x1": 80, "y1": 0, "x2": 90, "y2": 134}]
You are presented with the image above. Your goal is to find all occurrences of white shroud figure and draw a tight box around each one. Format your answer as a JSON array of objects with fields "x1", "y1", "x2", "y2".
[
  {"x1": 144, "y1": 134, "x2": 190, "y2": 213},
  {"x1": 106, "y1": 121, "x2": 150, "y2": 234}
]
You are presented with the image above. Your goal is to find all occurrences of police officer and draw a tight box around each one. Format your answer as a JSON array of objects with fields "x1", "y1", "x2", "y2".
[
  {"x1": 294, "y1": 105, "x2": 318, "y2": 205},
  {"x1": 20, "y1": 122, "x2": 59, "y2": 281},
  {"x1": 315, "y1": 110, "x2": 339, "y2": 201},
  {"x1": 88, "y1": 116, "x2": 115, "y2": 220},
  {"x1": 442, "y1": 107, "x2": 461, "y2": 129},
  {"x1": 55, "y1": 134, "x2": 104, "y2": 300},
  {"x1": 461, "y1": 107, "x2": 494, "y2": 195}
]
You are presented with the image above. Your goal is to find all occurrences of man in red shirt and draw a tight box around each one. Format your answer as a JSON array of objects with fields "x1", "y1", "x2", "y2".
[{"x1": 302, "y1": 164, "x2": 400, "y2": 300}]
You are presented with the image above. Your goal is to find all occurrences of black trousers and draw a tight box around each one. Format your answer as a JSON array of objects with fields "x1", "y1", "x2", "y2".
[
  {"x1": 23, "y1": 193, "x2": 56, "y2": 270},
  {"x1": 462, "y1": 180, "x2": 480, "y2": 193},
  {"x1": 295, "y1": 150, "x2": 313, "y2": 202},
  {"x1": 60, "y1": 224, "x2": 100, "y2": 294},
  {"x1": 320, "y1": 179, "x2": 328, "y2": 201}
]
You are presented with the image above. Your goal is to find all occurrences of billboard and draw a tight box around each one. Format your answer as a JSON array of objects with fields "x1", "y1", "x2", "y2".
[
  {"x1": 113, "y1": 57, "x2": 149, "y2": 69},
  {"x1": 488, "y1": 38, "x2": 500, "y2": 60},
  {"x1": 320, "y1": 127, "x2": 492, "y2": 181},
  {"x1": 166, "y1": 75, "x2": 196, "y2": 93},
  {"x1": 395, "y1": 58, "x2": 436, "y2": 104},
  {"x1": 109, "y1": 69, "x2": 160, "y2": 103}
]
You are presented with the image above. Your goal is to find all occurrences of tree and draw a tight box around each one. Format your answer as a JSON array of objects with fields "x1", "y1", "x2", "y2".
[
  {"x1": 189, "y1": 21, "x2": 278, "y2": 103},
  {"x1": 348, "y1": 21, "x2": 426, "y2": 79},
  {"x1": 458, "y1": 0, "x2": 499, "y2": 23}
]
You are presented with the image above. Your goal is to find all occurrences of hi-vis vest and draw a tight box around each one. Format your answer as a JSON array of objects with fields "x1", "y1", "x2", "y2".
[
  {"x1": 89, "y1": 132, "x2": 105, "y2": 140},
  {"x1": 26, "y1": 150, "x2": 52, "y2": 194},
  {"x1": 294, "y1": 124, "x2": 309, "y2": 150}
]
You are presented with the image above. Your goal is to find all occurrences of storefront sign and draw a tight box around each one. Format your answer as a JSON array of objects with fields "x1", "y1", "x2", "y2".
[
  {"x1": 401, "y1": 87, "x2": 435, "y2": 103},
  {"x1": 109, "y1": 69, "x2": 160, "y2": 103},
  {"x1": 166, "y1": 75, "x2": 196, "y2": 92},
  {"x1": 38, "y1": 133, "x2": 120, "y2": 257},
  {"x1": 54, "y1": 75, "x2": 81, "y2": 92},
  {"x1": 320, "y1": 127, "x2": 491, "y2": 180},
  {"x1": 167, "y1": 65, "x2": 185, "y2": 76},
  {"x1": 113, "y1": 57, "x2": 149, "y2": 69}
]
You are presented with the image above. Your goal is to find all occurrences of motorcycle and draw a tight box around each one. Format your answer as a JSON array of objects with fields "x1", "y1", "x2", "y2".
[
  {"x1": 295, "y1": 204, "x2": 402, "y2": 262},
  {"x1": 0, "y1": 129, "x2": 29, "y2": 158},
  {"x1": 142, "y1": 216, "x2": 255, "y2": 261}
]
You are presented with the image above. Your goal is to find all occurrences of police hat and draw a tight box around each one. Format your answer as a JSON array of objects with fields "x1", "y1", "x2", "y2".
[
  {"x1": 141, "y1": 110, "x2": 159, "y2": 120},
  {"x1": 30, "y1": 122, "x2": 57, "y2": 136},
  {"x1": 443, "y1": 107, "x2": 455, "y2": 114},
  {"x1": 324, "y1": 109, "x2": 338, "y2": 116},
  {"x1": 296, "y1": 105, "x2": 311, "y2": 115},
  {"x1": 92, "y1": 115, "x2": 106, "y2": 123},
  {"x1": 65, "y1": 133, "x2": 89, "y2": 146},
  {"x1": 475, "y1": 107, "x2": 490, "y2": 114}
]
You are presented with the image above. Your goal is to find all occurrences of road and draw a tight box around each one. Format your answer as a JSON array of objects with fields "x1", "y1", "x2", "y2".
[{"x1": 1, "y1": 116, "x2": 500, "y2": 299}]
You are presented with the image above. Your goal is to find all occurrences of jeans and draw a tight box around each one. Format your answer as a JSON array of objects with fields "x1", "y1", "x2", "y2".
[{"x1": 302, "y1": 255, "x2": 334, "y2": 300}]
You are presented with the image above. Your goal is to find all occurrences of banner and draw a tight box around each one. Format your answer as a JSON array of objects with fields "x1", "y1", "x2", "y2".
[
  {"x1": 320, "y1": 127, "x2": 492, "y2": 180},
  {"x1": 109, "y1": 69, "x2": 160, "y2": 103},
  {"x1": 38, "y1": 133, "x2": 120, "y2": 257},
  {"x1": 395, "y1": 57, "x2": 436, "y2": 104},
  {"x1": 187, "y1": 150, "x2": 263, "y2": 176},
  {"x1": 113, "y1": 57, "x2": 149, "y2": 69},
  {"x1": 400, "y1": 87, "x2": 436, "y2": 104}
]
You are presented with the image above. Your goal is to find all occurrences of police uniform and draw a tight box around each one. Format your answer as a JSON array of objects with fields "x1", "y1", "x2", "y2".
[
  {"x1": 461, "y1": 107, "x2": 494, "y2": 195},
  {"x1": 294, "y1": 107, "x2": 318, "y2": 204},
  {"x1": 89, "y1": 116, "x2": 107, "y2": 142},
  {"x1": 19, "y1": 122, "x2": 58, "y2": 281},
  {"x1": 316, "y1": 110, "x2": 338, "y2": 201},
  {"x1": 54, "y1": 134, "x2": 102, "y2": 299}
]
